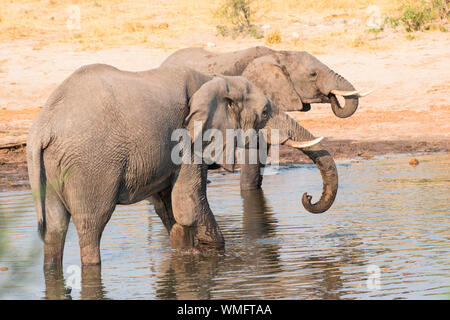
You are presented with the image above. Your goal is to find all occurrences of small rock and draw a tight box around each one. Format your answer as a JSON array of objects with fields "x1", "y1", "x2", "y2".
[
  {"x1": 409, "y1": 158, "x2": 419, "y2": 166},
  {"x1": 206, "y1": 42, "x2": 215, "y2": 48}
]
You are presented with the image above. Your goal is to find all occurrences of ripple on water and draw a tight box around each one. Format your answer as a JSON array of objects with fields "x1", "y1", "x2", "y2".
[{"x1": 0, "y1": 153, "x2": 449, "y2": 299}]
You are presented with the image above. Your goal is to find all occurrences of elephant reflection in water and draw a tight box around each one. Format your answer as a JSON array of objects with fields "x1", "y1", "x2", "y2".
[
  {"x1": 43, "y1": 191, "x2": 361, "y2": 299},
  {"x1": 154, "y1": 189, "x2": 283, "y2": 299},
  {"x1": 153, "y1": 188, "x2": 365, "y2": 299},
  {"x1": 298, "y1": 236, "x2": 368, "y2": 299},
  {"x1": 44, "y1": 265, "x2": 107, "y2": 300}
]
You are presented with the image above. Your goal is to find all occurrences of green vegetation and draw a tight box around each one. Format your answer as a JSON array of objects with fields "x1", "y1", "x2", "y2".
[
  {"x1": 385, "y1": 0, "x2": 449, "y2": 32},
  {"x1": 367, "y1": 26, "x2": 384, "y2": 39},
  {"x1": 215, "y1": 0, "x2": 263, "y2": 39}
]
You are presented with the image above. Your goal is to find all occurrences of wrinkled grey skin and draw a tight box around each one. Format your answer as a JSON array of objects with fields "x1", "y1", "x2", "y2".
[
  {"x1": 162, "y1": 46, "x2": 355, "y2": 190},
  {"x1": 162, "y1": 46, "x2": 358, "y2": 117},
  {"x1": 27, "y1": 64, "x2": 337, "y2": 269}
]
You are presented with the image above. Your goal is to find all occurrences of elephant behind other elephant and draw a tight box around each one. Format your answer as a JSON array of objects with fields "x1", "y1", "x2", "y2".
[{"x1": 162, "y1": 46, "x2": 371, "y2": 118}]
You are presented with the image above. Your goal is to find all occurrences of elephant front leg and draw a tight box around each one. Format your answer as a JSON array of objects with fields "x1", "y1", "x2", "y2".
[
  {"x1": 239, "y1": 143, "x2": 269, "y2": 191},
  {"x1": 240, "y1": 162, "x2": 263, "y2": 191},
  {"x1": 171, "y1": 164, "x2": 224, "y2": 250},
  {"x1": 148, "y1": 187, "x2": 176, "y2": 233}
]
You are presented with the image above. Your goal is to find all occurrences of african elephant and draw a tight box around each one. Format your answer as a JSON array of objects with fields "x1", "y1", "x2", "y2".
[
  {"x1": 162, "y1": 46, "x2": 370, "y2": 117},
  {"x1": 27, "y1": 64, "x2": 337, "y2": 269},
  {"x1": 162, "y1": 46, "x2": 369, "y2": 190}
]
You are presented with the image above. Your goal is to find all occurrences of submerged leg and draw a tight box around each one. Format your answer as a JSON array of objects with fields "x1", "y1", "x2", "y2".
[
  {"x1": 43, "y1": 192, "x2": 70, "y2": 271},
  {"x1": 73, "y1": 204, "x2": 115, "y2": 266},
  {"x1": 239, "y1": 143, "x2": 269, "y2": 191}
]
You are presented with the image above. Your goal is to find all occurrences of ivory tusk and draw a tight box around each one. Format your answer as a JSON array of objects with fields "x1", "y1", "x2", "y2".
[
  {"x1": 284, "y1": 136, "x2": 324, "y2": 149},
  {"x1": 330, "y1": 88, "x2": 373, "y2": 98},
  {"x1": 358, "y1": 89, "x2": 373, "y2": 97},
  {"x1": 330, "y1": 89, "x2": 363, "y2": 96}
]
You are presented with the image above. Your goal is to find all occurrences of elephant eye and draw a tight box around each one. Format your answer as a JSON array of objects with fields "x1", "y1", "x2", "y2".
[
  {"x1": 310, "y1": 71, "x2": 317, "y2": 77},
  {"x1": 261, "y1": 103, "x2": 270, "y2": 119}
]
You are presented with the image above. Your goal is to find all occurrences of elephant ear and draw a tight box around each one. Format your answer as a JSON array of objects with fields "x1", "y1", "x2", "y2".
[
  {"x1": 242, "y1": 55, "x2": 304, "y2": 112},
  {"x1": 185, "y1": 76, "x2": 245, "y2": 171}
]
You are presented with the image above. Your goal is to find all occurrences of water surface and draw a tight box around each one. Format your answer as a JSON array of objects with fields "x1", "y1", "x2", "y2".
[{"x1": 0, "y1": 153, "x2": 449, "y2": 299}]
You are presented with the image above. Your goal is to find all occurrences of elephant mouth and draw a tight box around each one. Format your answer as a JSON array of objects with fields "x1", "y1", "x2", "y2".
[
  {"x1": 299, "y1": 96, "x2": 327, "y2": 111},
  {"x1": 300, "y1": 103, "x2": 311, "y2": 112}
]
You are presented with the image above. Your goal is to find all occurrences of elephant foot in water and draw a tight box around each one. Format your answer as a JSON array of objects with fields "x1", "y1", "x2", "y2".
[{"x1": 169, "y1": 222, "x2": 225, "y2": 253}]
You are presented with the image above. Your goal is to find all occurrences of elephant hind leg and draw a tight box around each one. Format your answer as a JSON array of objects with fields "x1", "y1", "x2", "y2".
[
  {"x1": 64, "y1": 177, "x2": 119, "y2": 266},
  {"x1": 43, "y1": 192, "x2": 71, "y2": 271},
  {"x1": 72, "y1": 203, "x2": 116, "y2": 266}
]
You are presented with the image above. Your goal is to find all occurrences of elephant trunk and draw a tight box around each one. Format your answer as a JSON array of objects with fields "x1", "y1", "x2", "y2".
[
  {"x1": 265, "y1": 106, "x2": 338, "y2": 213},
  {"x1": 325, "y1": 70, "x2": 359, "y2": 119},
  {"x1": 299, "y1": 144, "x2": 338, "y2": 213}
]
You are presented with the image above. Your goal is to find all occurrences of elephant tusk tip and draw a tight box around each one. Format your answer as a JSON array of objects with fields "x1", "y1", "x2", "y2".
[
  {"x1": 358, "y1": 89, "x2": 373, "y2": 97},
  {"x1": 285, "y1": 136, "x2": 324, "y2": 149}
]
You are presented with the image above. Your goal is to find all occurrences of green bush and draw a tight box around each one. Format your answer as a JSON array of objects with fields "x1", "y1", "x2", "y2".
[
  {"x1": 384, "y1": 16, "x2": 400, "y2": 28},
  {"x1": 431, "y1": 0, "x2": 450, "y2": 21},
  {"x1": 384, "y1": 0, "x2": 449, "y2": 32},
  {"x1": 367, "y1": 26, "x2": 384, "y2": 39},
  {"x1": 401, "y1": 2, "x2": 433, "y2": 32},
  {"x1": 214, "y1": 0, "x2": 263, "y2": 39}
]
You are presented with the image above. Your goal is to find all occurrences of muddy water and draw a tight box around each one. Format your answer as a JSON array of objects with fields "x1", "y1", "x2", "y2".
[{"x1": 0, "y1": 153, "x2": 449, "y2": 299}]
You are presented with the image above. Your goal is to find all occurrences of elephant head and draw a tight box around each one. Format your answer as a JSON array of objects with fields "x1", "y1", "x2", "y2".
[
  {"x1": 184, "y1": 75, "x2": 270, "y2": 171},
  {"x1": 242, "y1": 50, "x2": 371, "y2": 118},
  {"x1": 185, "y1": 76, "x2": 338, "y2": 213}
]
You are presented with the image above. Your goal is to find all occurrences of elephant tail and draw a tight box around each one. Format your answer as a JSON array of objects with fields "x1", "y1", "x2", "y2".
[{"x1": 27, "y1": 132, "x2": 50, "y2": 241}]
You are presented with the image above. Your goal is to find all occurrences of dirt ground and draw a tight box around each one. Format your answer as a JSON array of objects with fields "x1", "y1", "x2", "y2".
[{"x1": 0, "y1": 31, "x2": 449, "y2": 191}]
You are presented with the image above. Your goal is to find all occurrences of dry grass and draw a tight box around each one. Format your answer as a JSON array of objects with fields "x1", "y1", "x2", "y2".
[
  {"x1": 0, "y1": 0, "x2": 440, "y2": 51},
  {"x1": 253, "y1": 0, "x2": 402, "y2": 19},
  {"x1": 265, "y1": 29, "x2": 281, "y2": 44},
  {"x1": 0, "y1": 0, "x2": 217, "y2": 49}
]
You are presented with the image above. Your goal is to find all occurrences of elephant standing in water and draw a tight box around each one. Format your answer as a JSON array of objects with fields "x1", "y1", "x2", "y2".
[
  {"x1": 162, "y1": 46, "x2": 370, "y2": 190},
  {"x1": 27, "y1": 64, "x2": 338, "y2": 268}
]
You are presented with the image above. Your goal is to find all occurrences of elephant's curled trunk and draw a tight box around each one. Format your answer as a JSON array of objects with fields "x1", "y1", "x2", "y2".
[
  {"x1": 326, "y1": 70, "x2": 359, "y2": 119},
  {"x1": 266, "y1": 106, "x2": 338, "y2": 213},
  {"x1": 329, "y1": 94, "x2": 359, "y2": 119},
  {"x1": 299, "y1": 145, "x2": 338, "y2": 213}
]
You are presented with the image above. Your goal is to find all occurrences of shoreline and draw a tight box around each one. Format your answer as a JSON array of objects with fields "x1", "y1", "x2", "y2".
[{"x1": 1, "y1": 138, "x2": 448, "y2": 192}]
